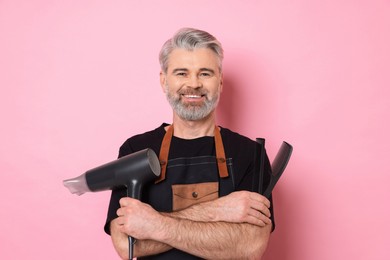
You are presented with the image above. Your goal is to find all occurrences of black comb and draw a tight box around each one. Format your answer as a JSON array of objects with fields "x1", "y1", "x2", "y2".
[{"x1": 256, "y1": 140, "x2": 293, "y2": 198}]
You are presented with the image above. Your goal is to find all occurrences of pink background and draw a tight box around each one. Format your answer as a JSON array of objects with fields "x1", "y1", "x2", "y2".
[{"x1": 1, "y1": 0, "x2": 389, "y2": 259}]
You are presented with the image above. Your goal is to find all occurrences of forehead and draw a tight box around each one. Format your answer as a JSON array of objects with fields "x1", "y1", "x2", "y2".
[{"x1": 167, "y1": 48, "x2": 220, "y2": 72}]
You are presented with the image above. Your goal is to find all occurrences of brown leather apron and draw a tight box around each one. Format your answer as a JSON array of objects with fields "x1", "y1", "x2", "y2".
[{"x1": 143, "y1": 125, "x2": 235, "y2": 212}]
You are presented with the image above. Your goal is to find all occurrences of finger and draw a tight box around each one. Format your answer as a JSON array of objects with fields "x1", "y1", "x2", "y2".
[
  {"x1": 248, "y1": 208, "x2": 272, "y2": 224},
  {"x1": 260, "y1": 197, "x2": 271, "y2": 209},
  {"x1": 116, "y1": 208, "x2": 124, "y2": 217},
  {"x1": 115, "y1": 216, "x2": 125, "y2": 226},
  {"x1": 257, "y1": 204, "x2": 271, "y2": 218},
  {"x1": 118, "y1": 221, "x2": 128, "y2": 234},
  {"x1": 249, "y1": 201, "x2": 271, "y2": 218},
  {"x1": 119, "y1": 197, "x2": 132, "y2": 207},
  {"x1": 248, "y1": 192, "x2": 271, "y2": 208},
  {"x1": 259, "y1": 213, "x2": 272, "y2": 225},
  {"x1": 246, "y1": 214, "x2": 271, "y2": 227}
]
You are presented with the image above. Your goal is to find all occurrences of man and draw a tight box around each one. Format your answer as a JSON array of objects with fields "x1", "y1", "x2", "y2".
[{"x1": 104, "y1": 28, "x2": 274, "y2": 259}]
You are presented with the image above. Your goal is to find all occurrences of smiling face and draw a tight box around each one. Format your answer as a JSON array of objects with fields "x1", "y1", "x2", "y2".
[{"x1": 160, "y1": 48, "x2": 223, "y2": 121}]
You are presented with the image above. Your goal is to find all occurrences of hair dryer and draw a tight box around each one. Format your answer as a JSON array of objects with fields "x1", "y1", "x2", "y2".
[
  {"x1": 63, "y1": 148, "x2": 161, "y2": 259},
  {"x1": 63, "y1": 148, "x2": 161, "y2": 197}
]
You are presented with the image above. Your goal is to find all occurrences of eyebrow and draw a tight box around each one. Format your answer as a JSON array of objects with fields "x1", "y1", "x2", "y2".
[
  {"x1": 171, "y1": 68, "x2": 216, "y2": 74},
  {"x1": 199, "y1": 68, "x2": 215, "y2": 74},
  {"x1": 172, "y1": 68, "x2": 189, "y2": 74}
]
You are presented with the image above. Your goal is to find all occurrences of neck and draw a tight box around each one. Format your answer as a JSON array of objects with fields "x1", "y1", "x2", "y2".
[{"x1": 170, "y1": 112, "x2": 216, "y2": 139}]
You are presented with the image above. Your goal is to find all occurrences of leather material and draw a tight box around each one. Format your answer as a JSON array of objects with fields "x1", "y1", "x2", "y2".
[{"x1": 172, "y1": 182, "x2": 219, "y2": 211}]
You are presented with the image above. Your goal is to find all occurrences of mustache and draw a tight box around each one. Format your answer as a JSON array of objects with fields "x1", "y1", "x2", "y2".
[{"x1": 178, "y1": 88, "x2": 208, "y2": 96}]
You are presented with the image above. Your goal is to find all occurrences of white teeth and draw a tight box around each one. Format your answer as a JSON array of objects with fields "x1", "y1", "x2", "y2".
[{"x1": 184, "y1": 95, "x2": 201, "y2": 98}]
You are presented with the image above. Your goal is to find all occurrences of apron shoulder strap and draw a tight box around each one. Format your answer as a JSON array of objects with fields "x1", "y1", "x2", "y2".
[
  {"x1": 156, "y1": 124, "x2": 229, "y2": 183},
  {"x1": 214, "y1": 126, "x2": 229, "y2": 178},
  {"x1": 156, "y1": 125, "x2": 173, "y2": 183}
]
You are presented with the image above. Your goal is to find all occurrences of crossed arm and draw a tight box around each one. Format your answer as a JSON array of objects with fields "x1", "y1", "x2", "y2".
[{"x1": 110, "y1": 191, "x2": 272, "y2": 259}]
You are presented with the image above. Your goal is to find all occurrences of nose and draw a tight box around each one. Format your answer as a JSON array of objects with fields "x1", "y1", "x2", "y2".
[{"x1": 187, "y1": 74, "x2": 202, "y2": 88}]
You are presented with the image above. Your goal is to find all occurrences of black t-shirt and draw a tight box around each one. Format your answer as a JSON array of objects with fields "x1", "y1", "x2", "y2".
[{"x1": 104, "y1": 124, "x2": 274, "y2": 257}]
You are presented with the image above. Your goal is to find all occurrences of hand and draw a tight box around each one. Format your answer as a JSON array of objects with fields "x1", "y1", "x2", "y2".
[
  {"x1": 212, "y1": 191, "x2": 271, "y2": 227},
  {"x1": 116, "y1": 198, "x2": 163, "y2": 240}
]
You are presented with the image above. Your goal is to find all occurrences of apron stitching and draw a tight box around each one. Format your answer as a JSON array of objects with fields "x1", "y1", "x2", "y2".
[
  {"x1": 167, "y1": 159, "x2": 233, "y2": 168},
  {"x1": 168, "y1": 162, "x2": 216, "y2": 168},
  {"x1": 168, "y1": 155, "x2": 217, "y2": 161}
]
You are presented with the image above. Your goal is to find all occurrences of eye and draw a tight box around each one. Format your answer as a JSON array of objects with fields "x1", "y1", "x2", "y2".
[
  {"x1": 176, "y1": 72, "x2": 187, "y2": 77},
  {"x1": 200, "y1": 72, "x2": 211, "y2": 77}
]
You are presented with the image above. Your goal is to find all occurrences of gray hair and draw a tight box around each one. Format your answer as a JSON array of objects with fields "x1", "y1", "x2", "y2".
[{"x1": 159, "y1": 28, "x2": 224, "y2": 73}]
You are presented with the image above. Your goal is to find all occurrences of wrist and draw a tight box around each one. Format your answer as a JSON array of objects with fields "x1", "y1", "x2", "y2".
[
  {"x1": 200, "y1": 200, "x2": 219, "y2": 221},
  {"x1": 173, "y1": 201, "x2": 219, "y2": 222}
]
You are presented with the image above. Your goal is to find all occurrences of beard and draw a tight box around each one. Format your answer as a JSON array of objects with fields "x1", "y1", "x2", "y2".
[{"x1": 165, "y1": 84, "x2": 220, "y2": 121}]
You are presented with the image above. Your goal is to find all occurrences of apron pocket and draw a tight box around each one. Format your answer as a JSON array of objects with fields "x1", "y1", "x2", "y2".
[{"x1": 172, "y1": 182, "x2": 218, "y2": 211}]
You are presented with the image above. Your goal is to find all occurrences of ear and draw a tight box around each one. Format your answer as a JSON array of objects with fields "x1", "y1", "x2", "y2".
[{"x1": 160, "y1": 71, "x2": 167, "y2": 92}]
